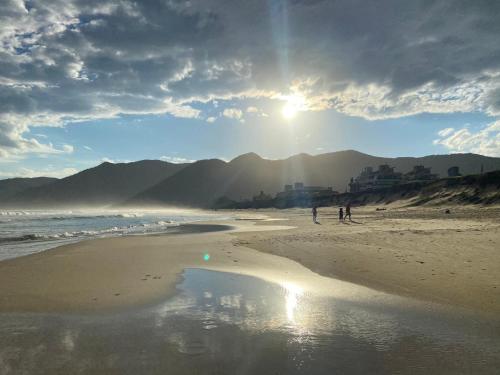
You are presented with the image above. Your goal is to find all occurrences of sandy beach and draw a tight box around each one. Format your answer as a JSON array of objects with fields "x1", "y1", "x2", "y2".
[
  {"x1": 235, "y1": 205, "x2": 500, "y2": 315},
  {"x1": 0, "y1": 205, "x2": 499, "y2": 315}
]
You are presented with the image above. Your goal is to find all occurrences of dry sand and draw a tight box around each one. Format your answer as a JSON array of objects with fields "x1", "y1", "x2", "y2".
[{"x1": 0, "y1": 205, "x2": 499, "y2": 315}]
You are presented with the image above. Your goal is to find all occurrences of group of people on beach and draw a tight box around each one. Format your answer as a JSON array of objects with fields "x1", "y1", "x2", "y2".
[{"x1": 312, "y1": 203, "x2": 351, "y2": 224}]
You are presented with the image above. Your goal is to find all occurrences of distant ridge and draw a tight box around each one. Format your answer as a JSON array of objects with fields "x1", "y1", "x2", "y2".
[
  {"x1": 3, "y1": 150, "x2": 500, "y2": 209},
  {"x1": 2, "y1": 160, "x2": 187, "y2": 208},
  {"x1": 126, "y1": 150, "x2": 500, "y2": 208},
  {"x1": 0, "y1": 177, "x2": 57, "y2": 202}
]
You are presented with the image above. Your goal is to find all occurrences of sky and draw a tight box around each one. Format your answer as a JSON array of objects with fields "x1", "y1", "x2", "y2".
[{"x1": 1, "y1": 0, "x2": 500, "y2": 179}]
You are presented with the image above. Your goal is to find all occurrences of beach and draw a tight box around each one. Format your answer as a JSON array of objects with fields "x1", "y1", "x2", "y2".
[
  {"x1": 0, "y1": 205, "x2": 499, "y2": 315},
  {"x1": 1, "y1": 205, "x2": 500, "y2": 374},
  {"x1": 235, "y1": 205, "x2": 500, "y2": 315}
]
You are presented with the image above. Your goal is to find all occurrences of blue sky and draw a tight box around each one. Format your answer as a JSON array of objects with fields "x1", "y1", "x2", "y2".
[
  {"x1": 1, "y1": 0, "x2": 499, "y2": 178},
  {"x1": 10, "y1": 108, "x2": 493, "y2": 178}
]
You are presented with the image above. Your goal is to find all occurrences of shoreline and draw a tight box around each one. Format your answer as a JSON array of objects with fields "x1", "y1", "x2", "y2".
[
  {"x1": 0, "y1": 206, "x2": 499, "y2": 315},
  {"x1": 0, "y1": 220, "x2": 292, "y2": 313}
]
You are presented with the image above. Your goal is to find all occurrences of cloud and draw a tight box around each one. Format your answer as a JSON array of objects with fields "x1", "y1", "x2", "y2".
[
  {"x1": 62, "y1": 144, "x2": 74, "y2": 153},
  {"x1": 83, "y1": 145, "x2": 92, "y2": 151},
  {"x1": 0, "y1": 0, "x2": 500, "y2": 156},
  {"x1": 222, "y1": 108, "x2": 243, "y2": 121},
  {"x1": 0, "y1": 167, "x2": 79, "y2": 179},
  {"x1": 206, "y1": 116, "x2": 216, "y2": 123},
  {"x1": 433, "y1": 121, "x2": 500, "y2": 156},
  {"x1": 437, "y1": 128, "x2": 455, "y2": 138},
  {"x1": 246, "y1": 106, "x2": 268, "y2": 117},
  {"x1": 160, "y1": 155, "x2": 195, "y2": 164},
  {"x1": 101, "y1": 157, "x2": 131, "y2": 163}
]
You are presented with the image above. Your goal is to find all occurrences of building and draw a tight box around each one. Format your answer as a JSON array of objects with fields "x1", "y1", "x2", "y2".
[
  {"x1": 448, "y1": 166, "x2": 461, "y2": 177},
  {"x1": 404, "y1": 165, "x2": 438, "y2": 182},
  {"x1": 349, "y1": 165, "x2": 403, "y2": 192}
]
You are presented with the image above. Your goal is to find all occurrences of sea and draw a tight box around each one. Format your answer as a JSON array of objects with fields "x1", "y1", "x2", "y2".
[{"x1": 0, "y1": 209, "x2": 230, "y2": 261}]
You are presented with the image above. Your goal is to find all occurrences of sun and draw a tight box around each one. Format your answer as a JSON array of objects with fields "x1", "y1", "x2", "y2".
[
  {"x1": 282, "y1": 102, "x2": 298, "y2": 119},
  {"x1": 281, "y1": 94, "x2": 305, "y2": 120}
]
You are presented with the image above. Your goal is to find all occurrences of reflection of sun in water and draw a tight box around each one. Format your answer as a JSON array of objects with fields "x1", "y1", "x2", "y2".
[
  {"x1": 281, "y1": 94, "x2": 305, "y2": 120},
  {"x1": 283, "y1": 282, "x2": 303, "y2": 322}
]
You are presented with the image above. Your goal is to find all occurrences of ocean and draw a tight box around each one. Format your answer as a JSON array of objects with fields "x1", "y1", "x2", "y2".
[{"x1": 0, "y1": 209, "x2": 229, "y2": 261}]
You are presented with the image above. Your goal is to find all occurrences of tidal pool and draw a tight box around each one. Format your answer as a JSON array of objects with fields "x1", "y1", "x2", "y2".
[{"x1": 1, "y1": 268, "x2": 499, "y2": 374}]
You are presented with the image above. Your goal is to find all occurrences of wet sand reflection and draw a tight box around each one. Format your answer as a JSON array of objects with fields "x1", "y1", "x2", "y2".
[{"x1": 1, "y1": 269, "x2": 499, "y2": 374}]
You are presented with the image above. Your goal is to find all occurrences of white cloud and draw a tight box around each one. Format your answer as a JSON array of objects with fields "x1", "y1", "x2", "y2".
[
  {"x1": 101, "y1": 157, "x2": 131, "y2": 164},
  {"x1": 222, "y1": 108, "x2": 244, "y2": 121},
  {"x1": 83, "y1": 145, "x2": 92, "y2": 151},
  {"x1": 0, "y1": 167, "x2": 79, "y2": 179},
  {"x1": 433, "y1": 121, "x2": 500, "y2": 156},
  {"x1": 245, "y1": 106, "x2": 268, "y2": 117},
  {"x1": 62, "y1": 144, "x2": 74, "y2": 153},
  {"x1": 160, "y1": 155, "x2": 195, "y2": 164},
  {"x1": 206, "y1": 116, "x2": 216, "y2": 123},
  {"x1": 437, "y1": 128, "x2": 455, "y2": 137}
]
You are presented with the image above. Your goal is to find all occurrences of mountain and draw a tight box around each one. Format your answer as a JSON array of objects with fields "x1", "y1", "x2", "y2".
[
  {"x1": 126, "y1": 150, "x2": 500, "y2": 208},
  {"x1": 2, "y1": 160, "x2": 187, "y2": 208},
  {"x1": 4, "y1": 151, "x2": 500, "y2": 209},
  {"x1": 0, "y1": 177, "x2": 57, "y2": 202}
]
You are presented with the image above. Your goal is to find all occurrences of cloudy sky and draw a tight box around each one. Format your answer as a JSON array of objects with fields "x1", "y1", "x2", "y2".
[{"x1": 1, "y1": 0, "x2": 499, "y2": 178}]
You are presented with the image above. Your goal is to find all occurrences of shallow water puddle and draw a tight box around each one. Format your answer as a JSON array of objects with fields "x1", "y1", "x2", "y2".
[{"x1": 1, "y1": 268, "x2": 499, "y2": 374}]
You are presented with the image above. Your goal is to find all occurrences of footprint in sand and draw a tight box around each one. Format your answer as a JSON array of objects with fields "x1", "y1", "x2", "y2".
[
  {"x1": 233, "y1": 259, "x2": 238, "y2": 262},
  {"x1": 114, "y1": 293, "x2": 120, "y2": 296},
  {"x1": 141, "y1": 278, "x2": 147, "y2": 281}
]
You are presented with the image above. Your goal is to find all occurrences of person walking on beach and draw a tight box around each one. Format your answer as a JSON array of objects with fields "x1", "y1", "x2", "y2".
[
  {"x1": 345, "y1": 203, "x2": 352, "y2": 221},
  {"x1": 312, "y1": 206, "x2": 318, "y2": 223},
  {"x1": 339, "y1": 207, "x2": 344, "y2": 222}
]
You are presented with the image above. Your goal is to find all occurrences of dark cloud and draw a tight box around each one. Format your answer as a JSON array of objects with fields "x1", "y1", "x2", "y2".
[{"x1": 0, "y1": 0, "x2": 499, "y2": 156}]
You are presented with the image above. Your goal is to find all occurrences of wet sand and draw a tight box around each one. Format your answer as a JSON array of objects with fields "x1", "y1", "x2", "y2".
[
  {"x1": 2, "y1": 268, "x2": 499, "y2": 375},
  {"x1": 0, "y1": 221, "x2": 292, "y2": 312}
]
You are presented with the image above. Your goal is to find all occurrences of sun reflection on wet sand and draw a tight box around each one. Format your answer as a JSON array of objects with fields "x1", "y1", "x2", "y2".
[
  {"x1": 1, "y1": 269, "x2": 499, "y2": 374},
  {"x1": 283, "y1": 282, "x2": 303, "y2": 323}
]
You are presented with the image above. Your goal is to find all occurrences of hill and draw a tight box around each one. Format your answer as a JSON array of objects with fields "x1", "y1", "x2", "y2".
[
  {"x1": 2, "y1": 160, "x2": 187, "y2": 208},
  {"x1": 126, "y1": 150, "x2": 500, "y2": 208},
  {"x1": 0, "y1": 177, "x2": 57, "y2": 202}
]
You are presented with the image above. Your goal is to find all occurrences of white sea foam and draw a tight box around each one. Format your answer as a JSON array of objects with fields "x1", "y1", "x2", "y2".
[{"x1": 0, "y1": 209, "x2": 229, "y2": 261}]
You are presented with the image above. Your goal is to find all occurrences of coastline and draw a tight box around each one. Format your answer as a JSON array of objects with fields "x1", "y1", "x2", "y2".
[
  {"x1": 0, "y1": 205, "x2": 499, "y2": 315},
  {"x1": 0, "y1": 220, "x2": 292, "y2": 313}
]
